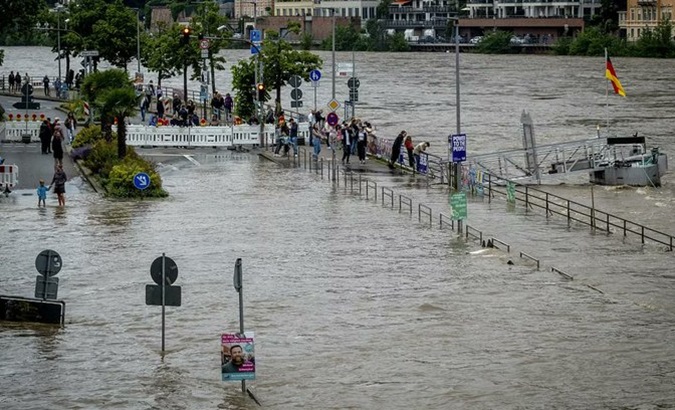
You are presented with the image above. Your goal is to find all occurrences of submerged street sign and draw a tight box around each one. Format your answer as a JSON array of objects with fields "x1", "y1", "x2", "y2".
[{"x1": 450, "y1": 192, "x2": 467, "y2": 221}]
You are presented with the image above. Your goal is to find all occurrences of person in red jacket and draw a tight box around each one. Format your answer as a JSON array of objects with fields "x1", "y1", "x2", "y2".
[{"x1": 404, "y1": 134, "x2": 414, "y2": 168}]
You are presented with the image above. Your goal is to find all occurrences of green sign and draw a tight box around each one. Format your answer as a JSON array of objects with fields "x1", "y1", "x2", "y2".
[
  {"x1": 450, "y1": 192, "x2": 467, "y2": 221},
  {"x1": 506, "y1": 182, "x2": 516, "y2": 204}
]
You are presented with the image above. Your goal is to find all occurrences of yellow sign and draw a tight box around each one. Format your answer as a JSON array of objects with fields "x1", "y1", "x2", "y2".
[{"x1": 327, "y1": 99, "x2": 340, "y2": 111}]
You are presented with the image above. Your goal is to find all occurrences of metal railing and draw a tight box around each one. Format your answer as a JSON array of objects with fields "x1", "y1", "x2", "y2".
[{"x1": 485, "y1": 174, "x2": 675, "y2": 251}]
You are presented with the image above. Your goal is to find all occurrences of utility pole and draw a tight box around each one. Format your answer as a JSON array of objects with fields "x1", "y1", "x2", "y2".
[
  {"x1": 331, "y1": 8, "x2": 336, "y2": 100},
  {"x1": 136, "y1": 8, "x2": 142, "y2": 75}
]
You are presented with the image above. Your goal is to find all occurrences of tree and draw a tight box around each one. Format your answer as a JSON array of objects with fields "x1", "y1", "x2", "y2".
[
  {"x1": 376, "y1": 0, "x2": 392, "y2": 19},
  {"x1": 190, "y1": 1, "x2": 230, "y2": 94},
  {"x1": 90, "y1": 1, "x2": 139, "y2": 69},
  {"x1": 141, "y1": 22, "x2": 184, "y2": 87},
  {"x1": 230, "y1": 58, "x2": 257, "y2": 120},
  {"x1": 0, "y1": 0, "x2": 44, "y2": 40},
  {"x1": 98, "y1": 87, "x2": 139, "y2": 159},
  {"x1": 261, "y1": 31, "x2": 322, "y2": 107},
  {"x1": 81, "y1": 69, "x2": 136, "y2": 151}
]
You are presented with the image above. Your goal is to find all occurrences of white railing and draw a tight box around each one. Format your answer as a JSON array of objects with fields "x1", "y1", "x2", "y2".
[
  {"x1": 0, "y1": 121, "x2": 311, "y2": 147},
  {"x1": 124, "y1": 123, "x2": 310, "y2": 148},
  {"x1": 0, "y1": 121, "x2": 41, "y2": 142}
]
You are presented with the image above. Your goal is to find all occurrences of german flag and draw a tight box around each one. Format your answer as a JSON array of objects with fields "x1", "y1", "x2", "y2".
[{"x1": 605, "y1": 56, "x2": 626, "y2": 97}]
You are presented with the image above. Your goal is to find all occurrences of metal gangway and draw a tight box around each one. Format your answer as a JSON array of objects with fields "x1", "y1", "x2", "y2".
[{"x1": 467, "y1": 111, "x2": 611, "y2": 184}]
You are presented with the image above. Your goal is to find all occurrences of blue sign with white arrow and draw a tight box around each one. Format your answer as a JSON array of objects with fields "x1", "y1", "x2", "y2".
[
  {"x1": 309, "y1": 69, "x2": 321, "y2": 82},
  {"x1": 133, "y1": 172, "x2": 151, "y2": 190},
  {"x1": 250, "y1": 30, "x2": 262, "y2": 55}
]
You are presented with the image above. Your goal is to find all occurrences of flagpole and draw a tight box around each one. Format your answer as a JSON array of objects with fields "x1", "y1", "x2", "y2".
[{"x1": 605, "y1": 48, "x2": 609, "y2": 136}]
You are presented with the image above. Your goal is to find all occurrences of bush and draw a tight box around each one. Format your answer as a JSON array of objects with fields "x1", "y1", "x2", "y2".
[
  {"x1": 107, "y1": 156, "x2": 168, "y2": 198},
  {"x1": 477, "y1": 31, "x2": 514, "y2": 54},
  {"x1": 73, "y1": 126, "x2": 103, "y2": 148},
  {"x1": 83, "y1": 139, "x2": 118, "y2": 178}
]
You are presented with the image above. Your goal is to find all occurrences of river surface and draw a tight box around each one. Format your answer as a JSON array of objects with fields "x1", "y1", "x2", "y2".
[{"x1": 1, "y1": 47, "x2": 675, "y2": 409}]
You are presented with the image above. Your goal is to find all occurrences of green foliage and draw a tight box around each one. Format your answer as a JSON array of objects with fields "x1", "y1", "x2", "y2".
[
  {"x1": 326, "y1": 21, "x2": 408, "y2": 52},
  {"x1": 189, "y1": 1, "x2": 230, "y2": 92},
  {"x1": 107, "y1": 155, "x2": 168, "y2": 198},
  {"x1": 90, "y1": 1, "x2": 139, "y2": 69},
  {"x1": 551, "y1": 36, "x2": 573, "y2": 55},
  {"x1": 376, "y1": 0, "x2": 392, "y2": 19},
  {"x1": 141, "y1": 22, "x2": 183, "y2": 87},
  {"x1": 321, "y1": 25, "x2": 370, "y2": 51},
  {"x1": 231, "y1": 58, "x2": 256, "y2": 120},
  {"x1": 588, "y1": 0, "x2": 621, "y2": 34},
  {"x1": 388, "y1": 32, "x2": 410, "y2": 52},
  {"x1": 84, "y1": 139, "x2": 119, "y2": 177},
  {"x1": 477, "y1": 31, "x2": 514, "y2": 54},
  {"x1": 84, "y1": 138, "x2": 167, "y2": 198},
  {"x1": 300, "y1": 33, "x2": 313, "y2": 51},
  {"x1": 0, "y1": 0, "x2": 43, "y2": 43},
  {"x1": 72, "y1": 125, "x2": 104, "y2": 148},
  {"x1": 566, "y1": 27, "x2": 625, "y2": 56},
  {"x1": 633, "y1": 20, "x2": 675, "y2": 58}
]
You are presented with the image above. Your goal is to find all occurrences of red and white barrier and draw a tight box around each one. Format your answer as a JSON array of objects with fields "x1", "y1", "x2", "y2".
[{"x1": 0, "y1": 164, "x2": 19, "y2": 190}]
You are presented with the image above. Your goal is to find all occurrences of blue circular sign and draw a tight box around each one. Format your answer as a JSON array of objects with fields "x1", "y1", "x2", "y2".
[
  {"x1": 326, "y1": 112, "x2": 339, "y2": 127},
  {"x1": 133, "y1": 172, "x2": 151, "y2": 190},
  {"x1": 310, "y1": 69, "x2": 322, "y2": 82}
]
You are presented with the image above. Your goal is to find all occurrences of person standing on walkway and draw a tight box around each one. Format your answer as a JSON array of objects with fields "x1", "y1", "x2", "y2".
[
  {"x1": 51, "y1": 118, "x2": 64, "y2": 167},
  {"x1": 404, "y1": 134, "x2": 414, "y2": 168},
  {"x1": 8, "y1": 72, "x2": 15, "y2": 92},
  {"x1": 224, "y1": 93, "x2": 233, "y2": 123},
  {"x1": 65, "y1": 112, "x2": 76, "y2": 144},
  {"x1": 39, "y1": 120, "x2": 51, "y2": 154},
  {"x1": 413, "y1": 141, "x2": 430, "y2": 168},
  {"x1": 341, "y1": 124, "x2": 352, "y2": 164},
  {"x1": 49, "y1": 165, "x2": 67, "y2": 207},
  {"x1": 289, "y1": 118, "x2": 299, "y2": 157},
  {"x1": 357, "y1": 124, "x2": 367, "y2": 164},
  {"x1": 157, "y1": 98, "x2": 165, "y2": 120},
  {"x1": 43, "y1": 75, "x2": 51, "y2": 96},
  {"x1": 389, "y1": 130, "x2": 406, "y2": 169},
  {"x1": 140, "y1": 94, "x2": 150, "y2": 123}
]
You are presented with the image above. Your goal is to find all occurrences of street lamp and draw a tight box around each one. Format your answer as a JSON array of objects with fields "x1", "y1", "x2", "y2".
[
  {"x1": 313, "y1": 4, "x2": 336, "y2": 100},
  {"x1": 55, "y1": 4, "x2": 64, "y2": 81}
]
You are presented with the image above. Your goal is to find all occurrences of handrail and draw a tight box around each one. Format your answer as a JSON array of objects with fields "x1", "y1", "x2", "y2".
[
  {"x1": 399, "y1": 194, "x2": 413, "y2": 215},
  {"x1": 490, "y1": 237, "x2": 511, "y2": 253},
  {"x1": 418, "y1": 204, "x2": 432, "y2": 226},
  {"x1": 485, "y1": 173, "x2": 675, "y2": 251}
]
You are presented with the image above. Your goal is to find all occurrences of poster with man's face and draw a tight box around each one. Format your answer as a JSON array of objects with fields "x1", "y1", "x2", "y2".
[{"x1": 221, "y1": 332, "x2": 255, "y2": 381}]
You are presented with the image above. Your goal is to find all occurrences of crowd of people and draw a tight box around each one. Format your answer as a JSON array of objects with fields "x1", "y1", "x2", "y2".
[{"x1": 6, "y1": 71, "x2": 84, "y2": 99}]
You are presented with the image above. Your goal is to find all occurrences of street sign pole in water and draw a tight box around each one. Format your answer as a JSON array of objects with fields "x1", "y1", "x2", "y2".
[{"x1": 310, "y1": 69, "x2": 321, "y2": 110}]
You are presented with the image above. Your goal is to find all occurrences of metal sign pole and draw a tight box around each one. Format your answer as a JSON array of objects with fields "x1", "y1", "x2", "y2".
[
  {"x1": 233, "y1": 258, "x2": 245, "y2": 393},
  {"x1": 352, "y1": 49, "x2": 356, "y2": 119},
  {"x1": 161, "y1": 253, "x2": 166, "y2": 352},
  {"x1": 44, "y1": 250, "x2": 52, "y2": 300}
]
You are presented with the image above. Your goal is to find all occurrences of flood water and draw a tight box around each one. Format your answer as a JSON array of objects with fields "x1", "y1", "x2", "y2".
[{"x1": 1, "y1": 47, "x2": 675, "y2": 409}]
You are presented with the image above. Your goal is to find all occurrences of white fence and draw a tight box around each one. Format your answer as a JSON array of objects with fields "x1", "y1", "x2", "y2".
[
  {"x1": 1, "y1": 121, "x2": 311, "y2": 148},
  {"x1": 124, "y1": 123, "x2": 310, "y2": 148},
  {"x1": 0, "y1": 121, "x2": 41, "y2": 142}
]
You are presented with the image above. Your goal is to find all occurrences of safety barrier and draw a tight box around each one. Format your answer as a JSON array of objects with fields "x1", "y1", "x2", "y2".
[
  {"x1": 124, "y1": 123, "x2": 310, "y2": 148},
  {"x1": 519, "y1": 252, "x2": 540, "y2": 270},
  {"x1": 465, "y1": 224, "x2": 483, "y2": 243},
  {"x1": 0, "y1": 121, "x2": 41, "y2": 142},
  {"x1": 0, "y1": 164, "x2": 19, "y2": 190},
  {"x1": 399, "y1": 194, "x2": 413, "y2": 215}
]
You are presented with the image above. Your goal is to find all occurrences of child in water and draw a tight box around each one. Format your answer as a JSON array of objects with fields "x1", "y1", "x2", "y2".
[{"x1": 37, "y1": 179, "x2": 48, "y2": 207}]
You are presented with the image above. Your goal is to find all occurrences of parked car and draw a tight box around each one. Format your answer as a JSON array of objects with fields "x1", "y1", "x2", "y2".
[
  {"x1": 469, "y1": 36, "x2": 483, "y2": 44},
  {"x1": 419, "y1": 36, "x2": 437, "y2": 44},
  {"x1": 510, "y1": 36, "x2": 526, "y2": 45}
]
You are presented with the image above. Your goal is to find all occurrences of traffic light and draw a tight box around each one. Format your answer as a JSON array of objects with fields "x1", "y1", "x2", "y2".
[
  {"x1": 181, "y1": 26, "x2": 191, "y2": 45},
  {"x1": 256, "y1": 83, "x2": 265, "y2": 101}
]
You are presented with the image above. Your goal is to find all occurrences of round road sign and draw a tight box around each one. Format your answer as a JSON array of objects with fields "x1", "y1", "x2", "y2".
[
  {"x1": 347, "y1": 77, "x2": 360, "y2": 89},
  {"x1": 289, "y1": 75, "x2": 303, "y2": 88},
  {"x1": 133, "y1": 172, "x2": 151, "y2": 190},
  {"x1": 35, "y1": 249, "x2": 62, "y2": 277},
  {"x1": 200, "y1": 39, "x2": 209, "y2": 49},
  {"x1": 326, "y1": 112, "x2": 339, "y2": 127},
  {"x1": 290, "y1": 88, "x2": 303, "y2": 101},
  {"x1": 309, "y1": 69, "x2": 321, "y2": 82},
  {"x1": 151, "y1": 256, "x2": 179, "y2": 285}
]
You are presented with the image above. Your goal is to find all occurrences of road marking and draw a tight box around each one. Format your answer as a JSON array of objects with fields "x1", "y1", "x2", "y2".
[{"x1": 183, "y1": 155, "x2": 200, "y2": 166}]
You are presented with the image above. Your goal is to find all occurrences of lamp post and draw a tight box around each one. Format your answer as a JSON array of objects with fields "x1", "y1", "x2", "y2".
[
  {"x1": 331, "y1": 8, "x2": 336, "y2": 100},
  {"x1": 136, "y1": 8, "x2": 141, "y2": 75},
  {"x1": 447, "y1": 14, "x2": 461, "y2": 191},
  {"x1": 56, "y1": 5, "x2": 64, "y2": 81}
]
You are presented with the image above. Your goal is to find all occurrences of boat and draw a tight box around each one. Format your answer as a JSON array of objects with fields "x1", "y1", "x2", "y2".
[{"x1": 589, "y1": 135, "x2": 668, "y2": 187}]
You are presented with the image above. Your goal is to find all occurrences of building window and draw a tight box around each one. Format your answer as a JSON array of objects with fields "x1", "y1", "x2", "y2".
[
  {"x1": 631, "y1": 9, "x2": 634, "y2": 21},
  {"x1": 637, "y1": 28, "x2": 641, "y2": 37},
  {"x1": 630, "y1": 28, "x2": 634, "y2": 38}
]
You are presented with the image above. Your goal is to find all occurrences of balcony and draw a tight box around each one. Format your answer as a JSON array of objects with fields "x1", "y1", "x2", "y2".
[
  {"x1": 384, "y1": 18, "x2": 450, "y2": 29},
  {"x1": 389, "y1": 5, "x2": 452, "y2": 13}
]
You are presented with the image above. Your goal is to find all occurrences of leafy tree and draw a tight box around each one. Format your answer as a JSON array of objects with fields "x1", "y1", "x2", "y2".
[
  {"x1": 98, "y1": 87, "x2": 139, "y2": 158},
  {"x1": 190, "y1": 1, "x2": 230, "y2": 93},
  {"x1": 376, "y1": 0, "x2": 392, "y2": 19},
  {"x1": 321, "y1": 25, "x2": 370, "y2": 51},
  {"x1": 633, "y1": 20, "x2": 675, "y2": 58},
  {"x1": 477, "y1": 30, "x2": 513, "y2": 54},
  {"x1": 589, "y1": 0, "x2": 626, "y2": 34},
  {"x1": 230, "y1": 58, "x2": 257, "y2": 120},
  {"x1": 261, "y1": 31, "x2": 323, "y2": 106},
  {"x1": 141, "y1": 22, "x2": 184, "y2": 87},
  {"x1": 81, "y1": 69, "x2": 135, "y2": 150},
  {"x1": 0, "y1": 0, "x2": 44, "y2": 41},
  {"x1": 388, "y1": 32, "x2": 409, "y2": 52},
  {"x1": 90, "y1": 1, "x2": 139, "y2": 69}
]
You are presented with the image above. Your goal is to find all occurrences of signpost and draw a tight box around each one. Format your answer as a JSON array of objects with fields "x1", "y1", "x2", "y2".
[
  {"x1": 450, "y1": 192, "x2": 467, "y2": 222},
  {"x1": 450, "y1": 133, "x2": 467, "y2": 163},
  {"x1": 133, "y1": 172, "x2": 151, "y2": 190},
  {"x1": 250, "y1": 30, "x2": 261, "y2": 55},
  {"x1": 310, "y1": 69, "x2": 321, "y2": 110},
  {"x1": 35, "y1": 249, "x2": 62, "y2": 300},
  {"x1": 289, "y1": 75, "x2": 303, "y2": 108},
  {"x1": 417, "y1": 152, "x2": 429, "y2": 174},
  {"x1": 200, "y1": 39, "x2": 209, "y2": 59},
  {"x1": 145, "y1": 254, "x2": 181, "y2": 353},
  {"x1": 326, "y1": 112, "x2": 339, "y2": 127}
]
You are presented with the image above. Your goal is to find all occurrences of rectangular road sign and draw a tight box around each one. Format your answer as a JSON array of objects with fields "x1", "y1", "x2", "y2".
[
  {"x1": 35, "y1": 276, "x2": 59, "y2": 300},
  {"x1": 81, "y1": 50, "x2": 99, "y2": 57},
  {"x1": 450, "y1": 133, "x2": 467, "y2": 163},
  {"x1": 145, "y1": 284, "x2": 182, "y2": 306},
  {"x1": 291, "y1": 101, "x2": 303, "y2": 108},
  {"x1": 450, "y1": 192, "x2": 467, "y2": 221}
]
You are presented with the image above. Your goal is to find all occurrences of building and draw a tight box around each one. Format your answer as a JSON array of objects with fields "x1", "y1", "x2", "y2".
[
  {"x1": 619, "y1": 0, "x2": 674, "y2": 41},
  {"x1": 385, "y1": 0, "x2": 454, "y2": 36},
  {"x1": 235, "y1": 0, "x2": 275, "y2": 19},
  {"x1": 272, "y1": 0, "x2": 380, "y2": 20},
  {"x1": 466, "y1": 0, "x2": 602, "y2": 19}
]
